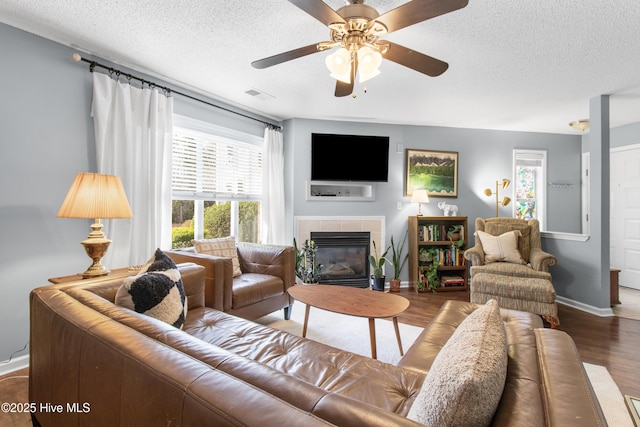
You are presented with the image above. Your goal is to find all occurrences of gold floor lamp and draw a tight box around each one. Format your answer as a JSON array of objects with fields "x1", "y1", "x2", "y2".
[
  {"x1": 484, "y1": 179, "x2": 511, "y2": 217},
  {"x1": 57, "y1": 172, "x2": 133, "y2": 278}
]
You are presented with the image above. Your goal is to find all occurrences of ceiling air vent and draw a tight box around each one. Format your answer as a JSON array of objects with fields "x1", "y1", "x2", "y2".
[{"x1": 244, "y1": 88, "x2": 274, "y2": 101}]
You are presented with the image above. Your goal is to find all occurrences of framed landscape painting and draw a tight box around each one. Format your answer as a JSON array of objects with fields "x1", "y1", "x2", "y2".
[{"x1": 405, "y1": 149, "x2": 458, "y2": 197}]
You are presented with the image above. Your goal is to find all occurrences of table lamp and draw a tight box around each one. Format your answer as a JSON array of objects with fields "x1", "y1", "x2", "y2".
[
  {"x1": 411, "y1": 189, "x2": 429, "y2": 216},
  {"x1": 57, "y1": 172, "x2": 133, "y2": 278}
]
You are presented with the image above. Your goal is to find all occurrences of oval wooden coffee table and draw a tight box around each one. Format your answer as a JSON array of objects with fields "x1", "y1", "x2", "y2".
[{"x1": 287, "y1": 284, "x2": 410, "y2": 360}]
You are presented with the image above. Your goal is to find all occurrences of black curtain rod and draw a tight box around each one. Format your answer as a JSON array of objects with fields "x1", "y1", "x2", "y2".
[{"x1": 73, "y1": 53, "x2": 282, "y2": 131}]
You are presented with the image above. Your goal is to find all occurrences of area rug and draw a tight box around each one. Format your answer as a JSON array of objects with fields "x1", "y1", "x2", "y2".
[
  {"x1": 583, "y1": 363, "x2": 635, "y2": 426},
  {"x1": 255, "y1": 301, "x2": 424, "y2": 364},
  {"x1": 613, "y1": 286, "x2": 640, "y2": 321}
]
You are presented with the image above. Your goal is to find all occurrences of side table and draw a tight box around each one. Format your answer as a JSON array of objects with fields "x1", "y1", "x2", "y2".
[
  {"x1": 610, "y1": 268, "x2": 621, "y2": 306},
  {"x1": 49, "y1": 267, "x2": 139, "y2": 284}
]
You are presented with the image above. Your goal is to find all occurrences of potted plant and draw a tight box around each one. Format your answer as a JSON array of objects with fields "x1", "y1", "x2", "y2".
[
  {"x1": 418, "y1": 247, "x2": 441, "y2": 292},
  {"x1": 294, "y1": 238, "x2": 322, "y2": 284},
  {"x1": 447, "y1": 225, "x2": 464, "y2": 248},
  {"x1": 388, "y1": 231, "x2": 409, "y2": 292},
  {"x1": 369, "y1": 240, "x2": 390, "y2": 291}
]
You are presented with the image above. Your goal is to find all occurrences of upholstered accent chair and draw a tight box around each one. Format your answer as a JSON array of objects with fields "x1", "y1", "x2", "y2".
[
  {"x1": 465, "y1": 217, "x2": 557, "y2": 279},
  {"x1": 464, "y1": 217, "x2": 560, "y2": 328}
]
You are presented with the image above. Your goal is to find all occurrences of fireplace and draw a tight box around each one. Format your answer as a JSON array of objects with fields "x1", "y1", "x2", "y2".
[{"x1": 311, "y1": 231, "x2": 370, "y2": 288}]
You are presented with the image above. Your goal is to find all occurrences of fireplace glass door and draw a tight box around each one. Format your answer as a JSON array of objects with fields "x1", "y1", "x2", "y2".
[{"x1": 310, "y1": 231, "x2": 370, "y2": 288}]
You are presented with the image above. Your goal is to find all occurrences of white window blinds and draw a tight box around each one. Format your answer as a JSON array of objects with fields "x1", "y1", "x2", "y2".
[
  {"x1": 172, "y1": 118, "x2": 263, "y2": 200},
  {"x1": 515, "y1": 151, "x2": 545, "y2": 167}
]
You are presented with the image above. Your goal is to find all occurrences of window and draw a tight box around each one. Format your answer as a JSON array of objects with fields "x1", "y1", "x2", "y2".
[
  {"x1": 171, "y1": 116, "x2": 263, "y2": 248},
  {"x1": 513, "y1": 149, "x2": 546, "y2": 230}
]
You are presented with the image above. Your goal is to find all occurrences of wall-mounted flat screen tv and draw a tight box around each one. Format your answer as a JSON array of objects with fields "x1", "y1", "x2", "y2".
[{"x1": 311, "y1": 133, "x2": 389, "y2": 182}]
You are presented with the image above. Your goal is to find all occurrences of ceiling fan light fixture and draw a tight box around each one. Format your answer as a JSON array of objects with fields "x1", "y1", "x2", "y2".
[
  {"x1": 569, "y1": 119, "x2": 590, "y2": 131},
  {"x1": 326, "y1": 48, "x2": 352, "y2": 82},
  {"x1": 359, "y1": 68, "x2": 380, "y2": 83},
  {"x1": 357, "y1": 46, "x2": 381, "y2": 82}
]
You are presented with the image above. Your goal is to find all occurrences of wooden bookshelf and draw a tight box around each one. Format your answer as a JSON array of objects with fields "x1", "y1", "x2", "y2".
[{"x1": 408, "y1": 216, "x2": 468, "y2": 292}]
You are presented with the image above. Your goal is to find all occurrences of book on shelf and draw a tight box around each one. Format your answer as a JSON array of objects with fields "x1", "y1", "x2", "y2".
[
  {"x1": 440, "y1": 275, "x2": 465, "y2": 287},
  {"x1": 420, "y1": 247, "x2": 465, "y2": 267},
  {"x1": 418, "y1": 224, "x2": 464, "y2": 243}
]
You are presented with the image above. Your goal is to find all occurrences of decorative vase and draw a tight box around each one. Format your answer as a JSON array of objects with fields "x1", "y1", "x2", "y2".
[
  {"x1": 370, "y1": 276, "x2": 385, "y2": 292},
  {"x1": 389, "y1": 279, "x2": 401, "y2": 292}
]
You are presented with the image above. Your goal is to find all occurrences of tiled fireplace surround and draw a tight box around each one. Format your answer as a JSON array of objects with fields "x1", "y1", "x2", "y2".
[{"x1": 294, "y1": 216, "x2": 385, "y2": 261}]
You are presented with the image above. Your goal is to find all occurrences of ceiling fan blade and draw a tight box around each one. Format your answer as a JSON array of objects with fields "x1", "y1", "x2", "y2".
[
  {"x1": 376, "y1": 0, "x2": 469, "y2": 34},
  {"x1": 383, "y1": 41, "x2": 448, "y2": 77},
  {"x1": 335, "y1": 60, "x2": 356, "y2": 97},
  {"x1": 252, "y1": 43, "x2": 321, "y2": 69},
  {"x1": 335, "y1": 80, "x2": 354, "y2": 97},
  {"x1": 288, "y1": 0, "x2": 345, "y2": 26}
]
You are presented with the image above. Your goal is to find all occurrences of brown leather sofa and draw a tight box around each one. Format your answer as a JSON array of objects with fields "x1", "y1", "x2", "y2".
[
  {"x1": 166, "y1": 242, "x2": 295, "y2": 320},
  {"x1": 30, "y1": 263, "x2": 605, "y2": 426}
]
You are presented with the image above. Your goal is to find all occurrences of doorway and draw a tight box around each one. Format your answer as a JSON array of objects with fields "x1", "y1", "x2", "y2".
[{"x1": 610, "y1": 144, "x2": 640, "y2": 291}]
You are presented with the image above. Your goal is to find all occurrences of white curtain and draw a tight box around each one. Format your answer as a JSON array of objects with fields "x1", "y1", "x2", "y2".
[
  {"x1": 91, "y1": 72, "x2": 174, "y2": 267},
  {"x1": 261, "y1": 126, "x2": 286, "y2": 245}
]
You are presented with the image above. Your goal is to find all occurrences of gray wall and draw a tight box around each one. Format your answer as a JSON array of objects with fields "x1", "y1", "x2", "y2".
[
  {"x1": 583, "y1": 121, "x2": 640, "y2": 151},
  {"x1": 285, "y1": 119, "x2": 582, "y2": 227},
  {"x1": 1, "y1": 23, "x2": 95, "y2": 366},
  {"x1": 283, "y1": 118, "x2": 583, "y2": 276}
]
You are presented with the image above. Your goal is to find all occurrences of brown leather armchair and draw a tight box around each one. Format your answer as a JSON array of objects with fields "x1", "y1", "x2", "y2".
[{"x1": 167, "y1": 243, "x2": 295, "y2": 320}]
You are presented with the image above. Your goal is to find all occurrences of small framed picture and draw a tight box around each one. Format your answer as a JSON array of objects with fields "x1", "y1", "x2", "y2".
[{"x1": 405, "y1": 149, "x2": 458, "y2": 197}]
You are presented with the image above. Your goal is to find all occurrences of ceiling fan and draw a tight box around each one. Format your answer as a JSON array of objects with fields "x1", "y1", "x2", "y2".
[{"x1": 252, "y1": 0, "x2": 469, "y2": 97}]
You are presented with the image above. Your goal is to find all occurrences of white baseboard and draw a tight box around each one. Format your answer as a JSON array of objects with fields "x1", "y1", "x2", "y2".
[
  {"x1": 0, "y1": 354, "x2": 29, "y2": 377},
  {"x1": 557, "y1": 296, "x2": 614, "y2": 317}
]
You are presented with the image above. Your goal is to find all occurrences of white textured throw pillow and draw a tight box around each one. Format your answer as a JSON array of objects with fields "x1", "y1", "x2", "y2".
[
  {"x1": 407, "y1": 299, "x2": 508, "y2": 427},
  {"x1": 193, "y1": 236, "x2": 242, "y2": 277},
  {"x1": 476, "y1": 230, "x2": 526, "y2": 264}
]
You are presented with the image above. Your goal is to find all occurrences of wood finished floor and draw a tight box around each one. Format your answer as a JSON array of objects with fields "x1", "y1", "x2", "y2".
[
  {"x1": 1, "y1": 288, "x2": 638, "y2": 425},
  {"x1": 395, "y1": 288, "x2": 640, "y2": 398}
]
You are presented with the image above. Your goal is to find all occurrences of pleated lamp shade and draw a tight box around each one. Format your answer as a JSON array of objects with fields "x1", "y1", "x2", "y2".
[
  {"x1": 58, "y1": 172, "x2": 132, "y2": 278},
  {"x1": 58, "y1": 173, "x2": 132, "y2": 219}
]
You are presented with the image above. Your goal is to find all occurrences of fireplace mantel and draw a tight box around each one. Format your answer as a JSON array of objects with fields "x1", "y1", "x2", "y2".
[{"x1": 295, "y1": 216, "x2": 385, "y2": 258}]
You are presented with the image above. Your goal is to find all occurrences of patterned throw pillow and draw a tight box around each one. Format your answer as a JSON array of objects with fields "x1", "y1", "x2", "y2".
[
  {"x1": 476, "y1": 230, "x2": 526, "y2": 264},
  {"x1": 115, "y1": 249, "x2": 187, "y2": 329},
  {"x1": 407, "y1": 299, "x2": 508, "y2": 427},
  {"x1": 193, "y1": 236, "x2": 242, "y2": 277}
]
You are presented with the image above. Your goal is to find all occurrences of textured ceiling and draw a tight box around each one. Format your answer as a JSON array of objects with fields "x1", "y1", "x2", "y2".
[{"x1": 1, "y1": 0, "x2": 640, "y2": 134}]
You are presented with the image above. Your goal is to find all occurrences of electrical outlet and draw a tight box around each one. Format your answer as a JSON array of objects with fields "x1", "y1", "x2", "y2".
[{"x1": 397, "y1": 201, "x2": 403, "y2": 210}]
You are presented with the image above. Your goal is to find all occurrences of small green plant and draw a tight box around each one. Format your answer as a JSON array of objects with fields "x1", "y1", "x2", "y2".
[
  {"x1": 389, "y1": 231, "x2": 409, "y2": 280},
  {"x1": 294, "y1": 238, "x2": 322, "y2": 284},
  {"x1": 369, "y1": 240, "x2": 390, "y2": 278},
  {"x1": 419, "y1": 247, "x2": 441, "y2": 292},
  {"x1": 447, "y1": 225, "x2": 464, "y2": 249}
]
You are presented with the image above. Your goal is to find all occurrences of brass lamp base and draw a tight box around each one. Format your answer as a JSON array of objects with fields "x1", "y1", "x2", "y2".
[{"x1": 80, "y1": 220, "x2": 112, "y2": 279}]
